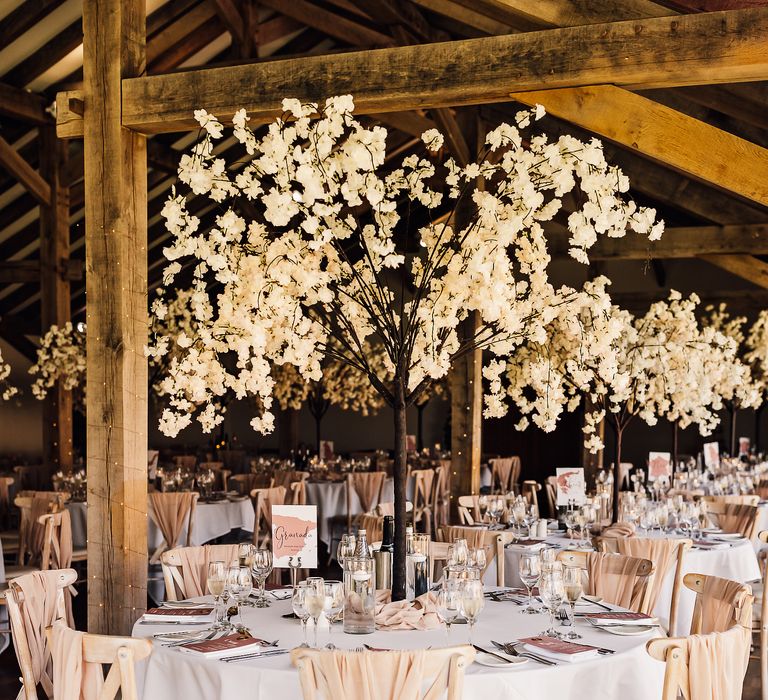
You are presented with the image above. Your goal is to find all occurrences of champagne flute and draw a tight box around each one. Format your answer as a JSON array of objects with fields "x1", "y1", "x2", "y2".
[
  {"x1": 518, "y1": 552, "x2": 540, "y2": 614},
  {"x1": 251, "y1": 548, "x2": 273, "y2": 608},
  {"x1": 540, "y1": 569, "x2": 565, "y2": 638},
  {"x1": 436, "y1": 580, "x2": 461, "y2": 645},
  {"x1": 323, "y1": 580, "x2": 344, "y2": 647},
  {"x1": 207, "y1": 560, "x2": 227, "y2": 629},
  {"x1": 562, "y1": 566, "x2": 583, "y2": 639},
  {"x1": 459, "y1": 579, "x2": 484, "y2": 645},
  {"x1": 304, "y1": 577, "x2": 325, "y2": 648},
  {"x1": 292, "y1": 582, "x2": 310, "y2": 647}
]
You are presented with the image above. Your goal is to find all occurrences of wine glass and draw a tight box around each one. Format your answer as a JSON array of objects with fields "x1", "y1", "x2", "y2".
[
  {"x1": 207, "y1": 560, "x2": 227, "y2": 629},
  {"x1": 562, "y1": 566, "x2": 583, "y2": 639},
  {"x1": 523, "y1": 503, "x2": 539, "y2": 535},
  {"x1": 323, "y1": 580, "x2": 344, "y2": 647},
  {"x1": 304, "y1": 577, "x2": 325, "y2": 648},
  {"x1": 337, "y1": 534, "x2": 356, "y2": 568},
  {"x1": 459, "y1": 579, "x2": 484, "y2": 644},
  {"x1": 478, "y1": 495, "x2": 489, "y2": 522},
  {"x1": 468, "y1": 547, "x2": 487, "y2": 574},
  {"x1": 292, "y1": 582, "x2": 310, "y2": 647},
  {"x1": 238, "y1": 544, "x2": 256, "y2": 606},
  {"x1": 452, "y1": 539, "x2": 468, "y2": 567},
  {"x1": 436, "y1": 580, "x2": 461, "y2": 644},
  {"x1": 512, "y1": 498, "x2": 526, "y2": 535},
  {"x1": 228, "y1": 566, "x2": 252, "y2": 626},
  {"x1": 540, "y1": 568, "x2": 565, "y2": 638},
  {"x1": 518, "y1": 552, "x2": 540, "y2": 614},
  {"x1": 251, "y1": 548, "x2": 273, "y2": 608}
]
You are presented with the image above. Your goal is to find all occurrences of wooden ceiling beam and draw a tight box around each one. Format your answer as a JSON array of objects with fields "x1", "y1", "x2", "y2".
[
  {"x1": 210, "y1": 0, "x2": 246, "y2": 46},
  {"x1": 0, "y1": 134, "x2": 51, "y2": 206},
  {"x1": 146, "y1": 2, "x2": 218, "y2": 65},
  {"x1": 0, "y1": 82, "x2": 53, "y2": 125},
  {"x1": 668, "y1": 84, "x2": 768, "y2": 131},
  {"x1": 0, "y1": 0, "x2": 68, "y2": 46},
  {"x1": 512, "y1": 85, "x2": 768, "y2": 207},
  {"x1": 660, "y1": 0, "x2": 768, "y2": 10},
  {"x1": 55, "y1": 7, "x2": 768, "y2": 137},
  {"x1": 549, "y1": 223, "x2": 768, "y2": 259},
  {"x1": 0, "y1": 259, "x2": 83, "y2": 283},
  {"x1": 701, "y1": 253, "x2": 768, "y2": 288}
]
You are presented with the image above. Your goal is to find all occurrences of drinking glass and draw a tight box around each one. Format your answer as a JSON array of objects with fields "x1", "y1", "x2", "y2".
[
  {"x1": 304, "y1": 577, "x2": 325, "y2": 648},
  {"x1": 512, "y1": 499, "x2": 526, "y2": 535},
  {"x1": 228, "y1": 565, "x2": 252, "y2": 626},
  {"x1": 324, "y1": 580, "x2": 344, "y2": 646},
  {"x1": 251, "y1": 548, "x2": 273, "y2": 608},
  {"x1": 488, "y1": 497, "x2": 504, "y2": 527},
  {"x1": 523, "y1": 503, "x2": 539, "y2": 535},
  {"x1": 468, "y1": 547, "x2": 487, "y2": 574},
  {"x1": 459, "y1": 579, "x2": 484, "y2": 645},
  {"x1": 452, "y1": 539, "x2": 468, "y2": 567},
  {"x1": 478, "y1": 495, "x2": 489, "y2": 522},
  {"x1": 238, "y1": 544, "x2": 256, "y2": 606},
  {"x1": 436, "y1": 579, "x2": 461, "y2": 645},
  {"x1": 207, "y1": 560, "x2": 227, "y2": 629},
  {"x1": 562, "y1": 566, "x2": 583, "y2": 639},
  {"x1": 292, "y1": 582, "x2": 310, "y2": 647},
  {"x1": 518, "y1": 552, "x2": 541, "y2": 614},
  {"x1": 540, "y1": 569, "x2": 565, "y2": 638},
  {"x1": 337, "y1": 534, "x2": 356, "y2": 567}
]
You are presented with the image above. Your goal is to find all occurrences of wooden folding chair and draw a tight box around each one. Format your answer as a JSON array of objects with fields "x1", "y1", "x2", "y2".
[
  {"x1": 47, "y1": 625, "x2": 152, "y2": 700},
  {"x1": 544, "y1": 476, "x2": 557, "y2": 518},
  {"x1": 489, "y1": 456, "x2": 520, "y2": 495},
  {"x1": 456, "y1": 495, "x2": 479, "y2": 525},
  {"x1": 411, "y1": 468, "x2": 436, "y2": 536},
  {"x1": 230, "y1": 473, "x2": 271, "y2": 495},
  {"x1": 684, "y1": 572, "x2": 752, "y2": 634},
  {"x1": 160, "y1": 544, "x2": 239, "y2": 601},
  {"x1": 147, "y1": 492, "x2": 199, "y2": 564},
  {"x1": 250, "y1": 486, "x2": 287, "y2": 547},
  {"x1": 701, "y1": 501, "x2": 759, "y2": 539},
  {"x1": 521, "y1": 480, "x2": 541, "y2": 510},
  {"x1": 291, "y1": 645, "x2": 475, "y2": 700},
  {"x1": 6, "y1": 569, "x2": 77, "y2": 700}
]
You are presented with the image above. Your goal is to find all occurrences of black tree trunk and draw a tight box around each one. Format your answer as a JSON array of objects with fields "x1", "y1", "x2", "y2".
[
  {"x1": 392, "y1": 382, "x2": 408, "y2": 601},
  {"x1": 613, "y1": 426, "x2": 623, "y2": 523}
]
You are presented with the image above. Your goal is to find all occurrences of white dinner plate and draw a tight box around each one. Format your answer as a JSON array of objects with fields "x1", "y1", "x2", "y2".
[
  {"x1": 595, "y1": 624, "x2": 656, "y2": 636},
  {"x1": 712, "y1": 532, "x2": 744, "y2": 541},
  {"x1": 152, "y1": 629, "x2": 210, "y2": 642},
  {"x1": 700, "y1": 527, "x2": 723, "y2": 535},
  {"x1": 474, "y1": 651, "x2": 528, "y2": 667}
]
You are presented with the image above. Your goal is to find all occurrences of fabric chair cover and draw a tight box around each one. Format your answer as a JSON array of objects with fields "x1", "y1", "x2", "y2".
[
  {"x1": 358, "y1": 514, "x2": 384, "y2": 544},
  {"x1": 686, "y1": 624, "x2": 750, "y2": 700},
  {"x1": 51, "y1": 623, "x2": 104, "y2": 700},
  {"x1": 489, "y1": 457, "x2": 519, "y2": 494},
  {"x1": 172, "y1": 544, "x2": 240, "y2": 599},
  {"x1": 11, "y1": 570, "x2": 71, "y2": 696},
  {"x1": 292, "y1": 648, "x2": 428, "y2": 700},
  {"x1": 28, "y1": 495, "x2": 55, "y2": 564},
  {"x1": 585, "y1": 551, "x2": 648, "y2": 611},
  {"x1": 709, "y1": 503, "x2": 758, "y2": 539},
  {"x1": 231, "y1": 473, "x2": 271, "y2": 495},
  {"x1": 253, "y1": 486, "x2": 287, "y2": 528},
  {"x1": 696, "y1": 576, "x2": 751, "y2": 634},
  {"x1": 350, "y1": 473, "x2": 386, "y2": 513},
  {"x1": 148, "y1": 492, "x2": 196, "y2": 550},
  {"x1": 612, "y1": 537, "x2": 684, "y2": 613},
  {"x1": 439, "y1": 526, "x2": 489, "y2": 550}
]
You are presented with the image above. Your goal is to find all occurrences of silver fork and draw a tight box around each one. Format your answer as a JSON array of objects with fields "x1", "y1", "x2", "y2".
[{"x1": 493, "y1": 641, "x2": 556, "y2": 666}]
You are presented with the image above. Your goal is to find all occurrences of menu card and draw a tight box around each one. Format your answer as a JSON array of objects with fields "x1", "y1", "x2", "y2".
[
  {"x1": 648, "y1": 452, "x2": 672, "y2": 482},
  {"x1": 703, "y1": 441, "x2": 720, "y2": 469},
  {"x1": 583, "y1": 612, "x2": 655, "y2": 624},
  {"x1": 520, "y1": 636, "x2": 600, "y2": 663},
  {"x1": 142, "y1": 607, "x2": 214, "y2": 622},
  {"x1": 180, "y1": 634, "x2": 262, "y2": 658},
  {"x1": 556, "y1": 468, "x2": 586, "y2": 506},
  {"x1": 272, "y1": 505, "x2": 318, "y2": 568}
]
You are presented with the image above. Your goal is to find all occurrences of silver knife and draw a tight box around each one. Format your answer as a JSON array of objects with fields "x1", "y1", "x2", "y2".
[
  {"x1": 220, "y1": 649, "x2": 289, "y2": 663},
  {"x1": 472, "y1": 644, "x2": 514, "y2": 664}
]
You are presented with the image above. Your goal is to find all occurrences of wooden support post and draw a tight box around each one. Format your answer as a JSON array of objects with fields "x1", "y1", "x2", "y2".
[
  {"x1": 39, "y1": 125, "x2": 73, "y2": 479},
  {"x1": 449, "y1": 313, "x2": 483, "y2": 505},
  {"x1": 83, "y1": 0, "x2": 148, "y2": 634}
]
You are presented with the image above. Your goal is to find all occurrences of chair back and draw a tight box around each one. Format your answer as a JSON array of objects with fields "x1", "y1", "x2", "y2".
[
  {"x1": 358, "y1": 513, "x2": 384, "y2": 543},
  {"x1": 160, "y1": 544, "x2": 240, "y2": 600},
  {"x1": 230, "y1": 472, "x2": 271, "y2": 495},
  {"x1": 291, "y1": 645, "x2": 475, "y2": 700},
  {"x1": 702, "y1": 501, "x2": 759, "y2": 539},
  {"x1": 456, "y1": 495, "x2": 478, "y2": 525},
  {"x1": 600, "y1": 537, "x2": 691, "y2": 629},
  {"x1": 411, "y1": 469, "x2": 436, "y2": 536},
  {"x1": 646, "y1": 622, "x2": 751, "y2": 700},
  {"x1": 289, "y1": 479, "x2": 307, "y2": 505},
  {"x1": 48, "y1": 623, "x2": 152, "y2": 700},
  {"x1": 684, "y1": 572, "x2": 752, "y2": 634},
  {"x1": 37, "y1": 510, "x2": 74, "y2": 572},
  {"x1": 433, "y1": 461, "x2": 451, "y2": 531},
  {"x1": 346, "y1": 472, "x2": 386, "y2": 531},
  {"x1": 173, "y1": 455, "x2": 197, "y2": 470},
  {"x1": 701, "y1": 494, "x2": 760, "y2": 507},
  {"x1": 521, "y1": 480, "x2": 541, "y2": 510},
  {"x1": 488, "y1": 457, "x2": 520, "y2": 495},
  {"x1": 250, "y1": 486, "x2": 287, "y2": 547},
  {"x1": 271, "y1": 471, "x2": 309, "y2": 490},
  {"x1": 545, "y1": 476, "x2": 557, "y2": 518},
  {"x1": 147, "y1": 491, "x2": 199, "y2": 564},
  {"x1": 558, "y1": 550, "x2": 654, "y2": 612},
  {"x1": 16, "y1": 492, "x2": 68, "y2": 566},
  {"x1": 7, "y1": 569, "x2": 77, "y2": 700}
]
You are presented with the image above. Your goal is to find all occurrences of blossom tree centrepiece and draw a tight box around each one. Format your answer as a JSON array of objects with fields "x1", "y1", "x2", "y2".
[{"x1": 152, "y1": 96, "x2": 663, "y2": 599}]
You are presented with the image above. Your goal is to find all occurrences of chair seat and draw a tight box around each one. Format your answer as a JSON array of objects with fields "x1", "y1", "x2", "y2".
[{"x1": 5, "y1": 564, "x2": 38, "y2": 579}]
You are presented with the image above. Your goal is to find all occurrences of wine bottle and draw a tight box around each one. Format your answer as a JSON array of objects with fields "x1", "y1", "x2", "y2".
[{"x1": 380, "y1": 516, "x2": 395, "y2": 553}]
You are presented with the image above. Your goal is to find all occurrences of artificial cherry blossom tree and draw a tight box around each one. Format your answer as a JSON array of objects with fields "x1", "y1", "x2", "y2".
[
  {"x1": 29, "y1": 321, "x2": 86, "y2": 412},
  {"x1": 494, "y1": 289, "x2": 758, "y2": 519},
  {"x1": 0, "y1": 346, "x2": 17, "y2": 401},
  {"x1": 151, "y1": 95, "x2": 663, "y2": 598}
]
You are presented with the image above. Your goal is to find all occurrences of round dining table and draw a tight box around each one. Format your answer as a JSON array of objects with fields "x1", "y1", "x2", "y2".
[
  {"x1": 67, "y1": 497, "x2": 256, "y2": 550},
  {"x1": 132, "y1": 592, "x2": 665, "y2": 700},
  {"x1": 487, "y1": 529, "x2": 761, "y2": 636}
]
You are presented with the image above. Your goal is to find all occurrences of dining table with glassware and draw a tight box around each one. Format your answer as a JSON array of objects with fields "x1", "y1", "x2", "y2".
[{"x1": 132, "y1": 585, "x2": 665, "y2": 700}]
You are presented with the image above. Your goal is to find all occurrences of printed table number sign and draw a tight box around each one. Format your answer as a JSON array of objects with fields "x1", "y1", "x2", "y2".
[
  {"x1": 406, "y1": 434, "x2": 417, "y2": 452},
  {"x1": 271, "y1": 505, "x2": 318, "y2": 569},
  {"x1": 648, "y1": 452, "x2": 672, "y2": 481},
  {"x1": 739, "y1": 437, "x2": 750, "y2": 457},
  {"x1": 319, "y1": 440, "x2": 334, "y2": 461},
  {"x1": 703, "y1": 441, "x2": 720, "y2": 469},
  {"x1": 556, "y1": 468, "x2": 586, "y2": 506}
]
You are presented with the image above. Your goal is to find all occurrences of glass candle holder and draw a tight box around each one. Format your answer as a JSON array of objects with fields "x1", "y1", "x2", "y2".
[{"x1": 343, "y1": 557, "x2": 376, "y2": 634}]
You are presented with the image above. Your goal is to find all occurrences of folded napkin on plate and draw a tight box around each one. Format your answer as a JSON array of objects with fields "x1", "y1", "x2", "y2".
[
  {"x1": 374, "y1": 591, "x2": 440, "y2": 631},
  {"x1": 601, "y1": 522, "x2": 636, "y2": 538}
]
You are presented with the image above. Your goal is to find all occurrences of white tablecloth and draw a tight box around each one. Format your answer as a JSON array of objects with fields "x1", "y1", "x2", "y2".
[
  {"x1": 305, "y1": 479, "x2": 395, "y2": 546},
  {"x1": 488, "y1": 531, "x2": 761, "y2": 636},
  {"x1": 132, "y1": 595, "x2": 664, "y2": 700},
  {"x1": 67, "y1": 499, "x2": 255, "y2": 550}
]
